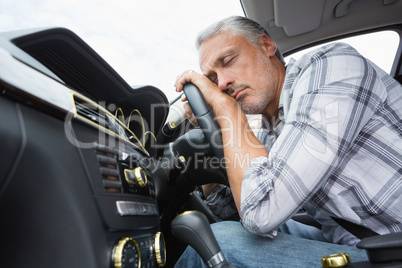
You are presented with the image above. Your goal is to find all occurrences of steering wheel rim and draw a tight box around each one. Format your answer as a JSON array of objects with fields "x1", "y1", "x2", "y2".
[{"x1": 183, "y1": 83, "x2": 228, "y2": 183}]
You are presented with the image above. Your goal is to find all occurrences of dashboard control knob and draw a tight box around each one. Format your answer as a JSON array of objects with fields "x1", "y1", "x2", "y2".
[
  {"x1": 134, "y1": 167, "x2": 147, "y2": 187},
  {"x1": 154, "y1": 232, "x2": 167, "y2": 266},
  {"x1": 124, "y1": 167, "x2": 147, "y2": 187},
  {"x1": 112, "y1": 237, "x2": 141, "y2": 268}
]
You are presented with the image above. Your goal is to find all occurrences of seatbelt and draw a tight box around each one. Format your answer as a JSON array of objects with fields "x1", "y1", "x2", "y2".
[{"x1": 332, "y1": 217, "x2": 379, "y2": 239}]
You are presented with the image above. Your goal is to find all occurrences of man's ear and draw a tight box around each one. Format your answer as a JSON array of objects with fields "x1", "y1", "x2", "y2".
[{"x1": 259, "y1": 34, "x2": 276, "y2": 57}]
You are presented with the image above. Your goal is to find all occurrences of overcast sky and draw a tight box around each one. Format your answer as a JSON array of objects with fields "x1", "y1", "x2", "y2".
[
  {"x1": 1, "y1": 1, "x2": 398, "y2": 101},
  {"x1": 0, "y1": 0, "x2": 244, "y2": 100}
]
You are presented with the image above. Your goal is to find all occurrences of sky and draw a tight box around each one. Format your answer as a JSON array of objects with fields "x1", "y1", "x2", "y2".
[
  {"x1": 1, "y1": 1, "x2": 399, "y2": 102},
  {"x1": 0, "y1": 0, "x2": 244, "y2": 101}
]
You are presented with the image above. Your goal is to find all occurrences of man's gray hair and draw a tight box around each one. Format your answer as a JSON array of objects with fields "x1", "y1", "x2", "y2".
[{"x1": 196, "y1": 16, "x2": 285, "y2": 65}]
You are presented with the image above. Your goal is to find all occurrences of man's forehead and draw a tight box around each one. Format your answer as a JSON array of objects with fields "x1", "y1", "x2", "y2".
[{"x1": 199, "y1": 31, "x2": 246, "y2": 72}]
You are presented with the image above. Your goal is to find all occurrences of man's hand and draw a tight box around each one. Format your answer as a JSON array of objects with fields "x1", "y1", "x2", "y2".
[
  {"x1": 174, "y1": 70, "x2": 231, "y2": 121},
  {"x1": 176, "y1": 70, "x2": 210, "y2": 127}
]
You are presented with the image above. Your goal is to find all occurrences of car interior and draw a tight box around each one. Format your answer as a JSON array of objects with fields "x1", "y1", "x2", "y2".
[{"x1": 0, "y1": 0, "x2": 401, "y2": 267}]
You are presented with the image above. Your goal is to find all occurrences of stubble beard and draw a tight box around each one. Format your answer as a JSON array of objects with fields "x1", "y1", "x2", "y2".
[
  {"x1": 237, "y1": 87, "x2": 272, "y2": 114},
  {"x1": 235, "y1": 54, "x2": 275, "y2": 114}
]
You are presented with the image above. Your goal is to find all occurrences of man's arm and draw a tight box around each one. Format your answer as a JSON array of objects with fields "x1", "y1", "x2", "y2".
[
  {"x1": 175, "y1": 72, "x2": 268, "y2": 216},
  {"x1": 214, "y1": 96, "x2": 268, "y2": 216}
]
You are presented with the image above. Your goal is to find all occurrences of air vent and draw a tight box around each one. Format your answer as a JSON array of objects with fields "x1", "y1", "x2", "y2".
[
  {"x1": 73, "y1": 93, "x2": 109, "y2": 129},
  {"x1": 72, "y1": 93, "x2": 146, "y2": 154},
  {"x1": 95, "y1": 145, "x2": 122, "y2": 193}
]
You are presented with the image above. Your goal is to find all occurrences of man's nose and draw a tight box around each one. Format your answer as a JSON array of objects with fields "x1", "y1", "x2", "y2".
[{"x1": 217, "y1": 72, "x2": 234, "y2": 91}]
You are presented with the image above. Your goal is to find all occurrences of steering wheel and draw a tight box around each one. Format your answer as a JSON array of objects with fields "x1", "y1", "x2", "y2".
[{"x1": 181, "y1": 83, "x2": 228, "y2": 185}]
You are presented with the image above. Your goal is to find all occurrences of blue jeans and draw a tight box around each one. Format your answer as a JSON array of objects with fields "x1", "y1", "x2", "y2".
[{"x1": 174, "y1": 219, "x2": 368, "y2": 267}]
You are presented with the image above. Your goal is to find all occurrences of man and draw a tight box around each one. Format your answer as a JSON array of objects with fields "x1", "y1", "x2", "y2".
[{"x1": 174, "y1": 16, "x2": 402, "y2": 267}]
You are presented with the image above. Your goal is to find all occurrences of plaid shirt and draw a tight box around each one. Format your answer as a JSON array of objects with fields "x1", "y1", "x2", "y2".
[{"x1": 208, "y1": 43, "x2": 402, "y2": 246}]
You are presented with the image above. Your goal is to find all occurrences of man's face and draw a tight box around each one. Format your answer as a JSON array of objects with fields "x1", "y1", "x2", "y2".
[{"x1": 199, "y1": 30, "x2": 277, "y2": 115}]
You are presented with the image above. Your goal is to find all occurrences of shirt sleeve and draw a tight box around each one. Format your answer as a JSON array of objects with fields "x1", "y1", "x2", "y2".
[{"x1": 240, "y1": 43, "x2": 386, "y2": 238}]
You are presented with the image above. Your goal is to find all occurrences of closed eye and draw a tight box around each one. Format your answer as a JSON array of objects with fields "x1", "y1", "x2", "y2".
[
  {"x1": 207, "y1": 74, "x2": 218, "y2": 85},
  {"x1": 223, "y1": 55, "x2": 236, "y2": 66}
]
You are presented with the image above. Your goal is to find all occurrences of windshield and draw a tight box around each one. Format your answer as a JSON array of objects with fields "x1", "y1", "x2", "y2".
[{"x1": 0, "y1": 0, "x2": 244, "y2": 101}]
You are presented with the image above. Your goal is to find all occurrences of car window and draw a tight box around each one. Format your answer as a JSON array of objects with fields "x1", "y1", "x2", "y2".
[
  {"x1": 285, "y1": 31, "x2": 400, "y2": 74},
  {"x1": 248, "y1": 31, "x2": 400, "y2": 134}
]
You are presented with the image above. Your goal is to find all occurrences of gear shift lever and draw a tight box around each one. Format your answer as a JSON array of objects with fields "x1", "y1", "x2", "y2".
[{"x1": 171, "y1": 211, "x2": 237, "y2": 268}]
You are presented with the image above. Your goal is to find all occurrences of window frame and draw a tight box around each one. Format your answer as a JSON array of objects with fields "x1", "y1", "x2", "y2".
[{"x1": 282, "y1": 27, "x2": 402, "y2": 77}]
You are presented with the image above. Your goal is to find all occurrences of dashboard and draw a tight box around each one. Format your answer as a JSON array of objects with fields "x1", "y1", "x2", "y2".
[{"x1": 0, "y1": 27, "x2": 174, "y2": 267}]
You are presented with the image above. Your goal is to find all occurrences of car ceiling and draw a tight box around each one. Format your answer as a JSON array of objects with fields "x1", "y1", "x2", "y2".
[{"x1": 240, "y1": 0, "x2": 402, "y2": 55}]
